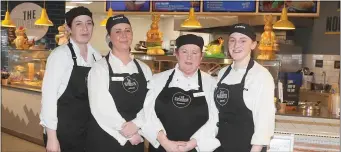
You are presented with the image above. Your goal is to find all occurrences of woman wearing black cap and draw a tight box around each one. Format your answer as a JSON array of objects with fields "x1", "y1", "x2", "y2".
[
  {"x1": 39, "y1": 6, "x2": 102, "y2": 152},
  {"x1": 85, "y1": 15, "x2": 152, "y2": 152},
  {"x1": 213, "y1": 23, "x2": 275, "y2": 152},
  {"x1": 141, "y1": 34, "x2": 220, "y2": 152}
]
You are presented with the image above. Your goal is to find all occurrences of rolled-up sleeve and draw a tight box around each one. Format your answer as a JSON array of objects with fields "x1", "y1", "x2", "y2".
[
  {"x1": 40, "y1": 50, "x2": 68, "y2": 130},
  {"x1": 251, "y1": 72, "x2": 276, "y2": 145},
  {"x1": 88, "y1": 63, "x2": 126, "y2": 133},
  {"x1": 191, "y1": 77, "x2": 220, "y2": 152},
  {"x1": 140, "y1": 78, "x2": 166, "y2": 148}
]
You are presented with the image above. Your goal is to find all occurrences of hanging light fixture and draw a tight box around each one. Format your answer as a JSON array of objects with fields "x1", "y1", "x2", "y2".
[
  {"x1": 1, "y1": 1, "x2": 16, "y2": 27},
  {"x1": 181, "y1": 2, "x2": 201, "y2": 28},
  {"x1": 273, "y1": 2, "x2": 295, "y2": 30},
  {"x1": 35, "y1": 0, "x2": 53, "y2": 26},
  {"x1": 101, "y1": 1, "x2": 113, "y2": 26}
]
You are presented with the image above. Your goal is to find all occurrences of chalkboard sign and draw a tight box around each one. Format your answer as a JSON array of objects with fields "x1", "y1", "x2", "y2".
[
  {"x1": 268, "y1": 134, "x2": 295, "y2": 152},
  {"x1": 203, "y1": 1, "x2": 256, "y2": 12}
]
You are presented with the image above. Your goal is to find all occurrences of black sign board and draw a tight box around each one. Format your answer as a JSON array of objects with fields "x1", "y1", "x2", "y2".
[
  {"x1": 315, "y1": 60, "x2": 323, "y2": 68},
  {"x1": 283, "y1": 73, "x2": 300, "y2": 106},
  {"x1": 334, "y1": 61, "x2": 340, "y2": 69}
]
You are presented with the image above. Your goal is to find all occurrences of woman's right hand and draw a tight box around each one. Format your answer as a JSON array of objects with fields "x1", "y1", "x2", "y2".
[
  {"x1": 157, "y1": 130, "x2": 186, "y2": 152},
  {"x1": 46, "y1": 128, "x2": 61, "y2": 152},
  {"x1": 46, "y1": 137, "x2": 60, "y2": 152},
  {"x1": 162, "y1": 140, "x2": 187, "y2": 152}
]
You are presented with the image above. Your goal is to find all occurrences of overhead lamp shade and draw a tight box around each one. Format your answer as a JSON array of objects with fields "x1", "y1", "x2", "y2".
[
  {"x1": 2, "y1": 11, "x2": 16, "y2": 27},
  {"x1": 101, "y1": 8, "x2": 113, "y2": 26},
  {"x1": 35, "y1": 8, "x2": 53, "y2": 26},
  {"x1": 273, "y1": 6, "x2": 295, "y2": 30},
  {"x1": 181, "y1": 7, "x2": 201, "y2": 28}
]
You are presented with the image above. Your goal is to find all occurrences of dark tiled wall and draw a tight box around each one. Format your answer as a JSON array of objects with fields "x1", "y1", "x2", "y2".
[{"x1": 1, "y1": 1, "x2": 65, "y2": 49}]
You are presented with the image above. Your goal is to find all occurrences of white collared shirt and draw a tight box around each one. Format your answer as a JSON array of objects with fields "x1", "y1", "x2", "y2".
[
  {"x1": 217, "y1": 61, "x2": 276, "y2": 146},
  {"x1": 87, "y1": 52, "x2": 153, "y2": 146},
  {"x1": 142, "y1": 64, "x2": 220, "y2": 152},
  {"x1": 39, "y1": 39, "x2": 102, "y2": 130}
]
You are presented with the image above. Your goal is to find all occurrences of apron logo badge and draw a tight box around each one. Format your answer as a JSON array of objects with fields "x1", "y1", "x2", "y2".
[
  {"x1": 215, "y1": 88, "x2": 229, "y2": 106},
  {"x1": 122, "y1": 76, "x2": 139, "y2": 93},
  {"x1": 172, "y1": 92, "x2": 192, "y2": 108}
]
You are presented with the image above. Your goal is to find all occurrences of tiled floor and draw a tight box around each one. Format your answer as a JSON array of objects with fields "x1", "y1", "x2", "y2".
[{"x1": 1, "y1": 132, "x2": 45, "y2": 152}]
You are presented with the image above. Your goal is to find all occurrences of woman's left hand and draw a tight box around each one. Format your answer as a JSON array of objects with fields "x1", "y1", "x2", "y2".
[
  {"x1": 120, "y1": 121, "x2": 138, "y2": 138},
  {"x1": 128, "y1": 134, "x2": 143, "y2": 145},
  {"x1": 178, "y1": 139, "x2": 197, "y2": 152}
]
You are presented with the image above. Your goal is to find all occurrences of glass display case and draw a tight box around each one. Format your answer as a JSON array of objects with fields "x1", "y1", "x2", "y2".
[
  {"x1": 133, "y1": 54, "x2": 281, "y2": 83},
  {"x1": 5, "y1": 49, "x2": 51, "y2": 91}
]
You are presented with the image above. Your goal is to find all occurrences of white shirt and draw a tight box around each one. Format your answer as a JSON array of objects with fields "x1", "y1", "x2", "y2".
[
  {"x1": 39, "y1": 39, "x2": 102, "y2": 130},
  {"x1": 142, "y1": 64, "x2": 220, "y2": 152},
  {"x1": 87, "y1": 52, "x2": 153, "y2": 146},
  {"x1": 216, "y1": 61, "x2": 276, "y2": 145}
]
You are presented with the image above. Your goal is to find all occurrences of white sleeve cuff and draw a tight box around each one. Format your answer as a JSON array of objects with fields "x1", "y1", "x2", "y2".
[
  {"x1": 192, "y1": 136, "x2": 221, "y2": 152},
  {"x1": 141, "y1": 122, "x2": 165, "y2": 148},
  {"x1": 39, "y1": 118, "x2": 57, "y2": 130}
]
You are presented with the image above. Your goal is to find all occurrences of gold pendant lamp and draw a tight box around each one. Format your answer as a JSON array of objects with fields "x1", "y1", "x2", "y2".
[
  {"x1": 35, "y1": 0, "x2": 54, "y2": 26},
  {"x1": 101, "y1": 1, "x2": 113, "y2": 26},
  {"x1": 1, "y1": 0, "x2": 16, "y2": 27},
  {"x1": 181, "y1": 1, "x2": 201, "y2": 28},
  {"x1": 273, "y1": 2, "x2": 295, "y2": 30}
]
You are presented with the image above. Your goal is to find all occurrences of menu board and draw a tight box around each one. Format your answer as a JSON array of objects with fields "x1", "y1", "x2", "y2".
[
  {"x1": 152, "y1": 1, "x2": 200, "y2": 12},
  {"x1": 203, "y1": 1, "x2": 256, "y2": 12},
  {"x1": 106, "y1": 1, "x2": 150, "y2": 12},
  {"x1": 258, "y1": 1, "x2": 318, "y2": 13}
]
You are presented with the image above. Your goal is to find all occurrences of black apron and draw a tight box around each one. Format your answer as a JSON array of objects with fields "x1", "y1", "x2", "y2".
[
  {"x1": 86, "y1": 54, "x2": 147, "y2": 152},
  {"x1": 149, "y1": 70, "x2": 209, "y2": 152},
  {"x1": 43, "y1": 42, "x2": 97, "y2": 152},
  {"x1": 213, "y1": 60, "x2": 267, "y2": 152}
]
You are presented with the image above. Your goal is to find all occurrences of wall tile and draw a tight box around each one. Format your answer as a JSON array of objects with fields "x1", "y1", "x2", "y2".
[
  {"x1": 292, "y1": 54, "x2": 302, "y2": 59},
  {"x1": 323, "y1": 55, "x2": 332, "y2": 60},
  {"x1": 313, "y1": 55, "x2": 324, "y2": 60},
  {"x1": 331, "y1": 55, "x2": 340, "y2": 61}
]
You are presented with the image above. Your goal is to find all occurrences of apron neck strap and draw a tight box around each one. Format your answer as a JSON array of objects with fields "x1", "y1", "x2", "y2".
[
  {"x1": 105, "y1": 53, "x2": 114, "y2": 76},
  {"x1": 241, "y1": 59, "x2": 255, "y2": 85},
  {"x1": 67, "y1": 42, "x2": 77, "y2": 66},
  {"x1": 105, "y1": 54, "x2": 145, "y2": 79},
  {"x1": 165, "y1": 69, "x2": 203, "y2": 91},
  {"x1": 217, "y1": 65, "x2": 232, "y2": 85}
]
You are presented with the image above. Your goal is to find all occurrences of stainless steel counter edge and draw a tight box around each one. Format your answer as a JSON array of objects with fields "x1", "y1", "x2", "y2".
[{"x1": 1, "y1": 84, "x2": 41, "y2": 93}]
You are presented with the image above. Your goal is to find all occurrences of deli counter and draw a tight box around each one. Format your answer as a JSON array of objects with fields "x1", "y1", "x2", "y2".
[{"x1": 1, "y1": 50, "x2": 339, "y2": 151}]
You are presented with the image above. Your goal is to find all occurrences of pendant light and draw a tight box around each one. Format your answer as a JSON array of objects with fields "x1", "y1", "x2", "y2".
[
  {"x1": 273, "y1": 3, "x2": 295, "y2": 30},
  {"x1": 35, "y1": 0, "x2": 53, "y2": 26},
  {"x1": 1, "y1": 1, "x2": 16, "y2": 27},
  {"x1": 101, "y1": 1, "x2": 113, "y2": 26},
  {"x1": 181, "y1": 2, "x2": 201, "y2": 28}
]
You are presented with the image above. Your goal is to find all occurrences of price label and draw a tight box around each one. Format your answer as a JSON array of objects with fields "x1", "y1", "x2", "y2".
[{"x1": 268, "y1": 134, "x2": 294, "y2": 152}]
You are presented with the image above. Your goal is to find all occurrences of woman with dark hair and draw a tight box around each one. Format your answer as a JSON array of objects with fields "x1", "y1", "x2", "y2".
[
  {"x1": 86, "y1": 14, "x2": 152, "y2": 152},
  {"x1": 40, "y1": 6, "x2": 102, "y2": 152}
]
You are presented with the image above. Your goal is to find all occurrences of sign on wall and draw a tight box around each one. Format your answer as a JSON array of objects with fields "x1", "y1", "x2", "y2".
[
  {"x1": 325, "y1": 16, "x2": 340, "y2": 34},
  {"x1": 10, "y1": 2, "x2": 49, "y2": 41}
]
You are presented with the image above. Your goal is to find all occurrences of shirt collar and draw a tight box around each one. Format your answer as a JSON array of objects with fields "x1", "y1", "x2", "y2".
[
  {"x1": 231, "y1": 61, "x2": 248, "y2": 72},
  {"x1": 69, "y1": 38, "x2": 97, "y2": 56},
  {"x1": 109, "y1": 51, "x2": 134, "y2": 66}
]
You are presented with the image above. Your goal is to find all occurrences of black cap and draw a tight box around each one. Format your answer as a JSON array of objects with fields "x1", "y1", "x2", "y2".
[
  {"x1": 106, "y1": 15, "x2": 131, "y2": 34},
  {"x1": 65, "y1": 6, "x2": 93, "y2": 27},
  {"x1": 229, "y1": 23, "x2": 256, "y2": 41},
  {"x1": 176, "y1": 34, "x2": 204, "y2": 50}
]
